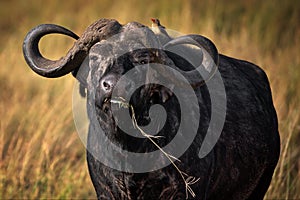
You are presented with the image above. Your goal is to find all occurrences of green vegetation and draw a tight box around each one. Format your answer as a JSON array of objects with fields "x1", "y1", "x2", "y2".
[{"x1": 0, "y1": 0, "x2": 299, "y2": 199}]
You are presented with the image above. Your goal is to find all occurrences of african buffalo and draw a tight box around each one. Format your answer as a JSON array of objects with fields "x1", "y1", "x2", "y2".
[{"x1": 23, "y1": 19, "x2": 280, "y2": 200}]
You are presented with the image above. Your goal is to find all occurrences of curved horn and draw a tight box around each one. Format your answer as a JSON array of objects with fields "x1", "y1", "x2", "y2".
[
  {"x1": 163, "y1": 34, "x2": 219, "y2": 88},
  {"x1": 23, "y1": 19, "x2": 122, "y2": 78}
]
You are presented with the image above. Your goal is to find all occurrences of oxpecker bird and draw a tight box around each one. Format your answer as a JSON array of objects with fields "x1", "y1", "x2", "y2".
[{"x1": 151, "y1": 18, "x2": 171, "y2": 45}]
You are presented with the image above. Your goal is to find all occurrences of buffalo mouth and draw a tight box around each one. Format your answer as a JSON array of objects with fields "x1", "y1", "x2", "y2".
[
  {"x1": 102, "y1": 97, "x2": 111, "y2": 114},
  {"x1": 95, "y1": 85, "x2": 162, "y2": 127},
  {"x1": 93, "y1": 84, "x2": 182, "y2": 154},
  {"x1": 95, "y1": 97, "x2": 151, "y2": 129}
]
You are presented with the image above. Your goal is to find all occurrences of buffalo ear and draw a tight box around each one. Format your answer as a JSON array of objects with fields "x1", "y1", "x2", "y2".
[
  {"x1": 163, "y1": 34, "x2": 219, "y2": 88},
  {"x1": 165, "y1": 50, "x2": 198, "y2": 72},
  {"x1": 73, "y1": 56, "x2": 90, "y2": 97},
  {"x1": 73, "y1": 56, "x2": 89, "y2": 87}
]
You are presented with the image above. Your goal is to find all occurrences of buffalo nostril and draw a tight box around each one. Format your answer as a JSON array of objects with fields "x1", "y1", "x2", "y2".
[
  {"x1": 101, "y1": 75, "x2": 116, "y2": 92},
  {"x1": 103, "y1": 81, "x2": 111, "y2": 90}
]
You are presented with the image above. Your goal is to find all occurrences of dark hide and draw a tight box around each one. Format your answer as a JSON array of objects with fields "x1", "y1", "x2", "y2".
[{"x1": 86, "y1": 48, "x2": 280, "y2": 199}]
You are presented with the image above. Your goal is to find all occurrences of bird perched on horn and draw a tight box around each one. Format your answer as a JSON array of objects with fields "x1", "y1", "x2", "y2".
[
  {"x1": 151, "y1": 18, "x2": 206, "y2": 70},
  {"x1": 151, "y1": 18, "x2": 171, "y2": 45}
]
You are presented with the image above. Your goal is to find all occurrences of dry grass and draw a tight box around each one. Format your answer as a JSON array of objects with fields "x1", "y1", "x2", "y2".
[{"x1": 0, "y1": 0, "x2": 299, "y2": 199}]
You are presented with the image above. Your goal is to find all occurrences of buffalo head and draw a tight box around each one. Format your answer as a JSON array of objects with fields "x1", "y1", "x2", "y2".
[{"x1": 23, "y1": 18, "x2": 219, "y2": 154}]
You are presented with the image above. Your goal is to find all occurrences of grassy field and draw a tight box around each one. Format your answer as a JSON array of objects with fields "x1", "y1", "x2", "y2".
[{"x1": 0, "y1": 0, "x2": 299, "y2": 199}]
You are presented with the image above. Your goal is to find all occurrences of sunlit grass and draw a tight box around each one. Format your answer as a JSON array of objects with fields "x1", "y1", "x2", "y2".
[
  {"x1": 0, "y1": 32, "x2": 95, "y2": 199},
  {"x1": 0, "y1": 0, "x2": 299, "y2": 199}
]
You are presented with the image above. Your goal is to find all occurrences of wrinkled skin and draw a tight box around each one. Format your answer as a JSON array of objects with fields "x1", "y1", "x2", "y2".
[{"x1": 85, "y1": 39, "x2": 280, "y2": 200}]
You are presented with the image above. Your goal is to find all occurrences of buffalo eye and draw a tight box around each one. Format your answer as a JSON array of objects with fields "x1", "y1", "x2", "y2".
[
  {"x1": 90, "y1": 55, "x2": 99, "y2": 63},
  {"x1": 139, "y1": 59, "x2": 149, "y2": 65},
  {"x1": 131, "y1": 50, "x2": 151, "y2": 65}
]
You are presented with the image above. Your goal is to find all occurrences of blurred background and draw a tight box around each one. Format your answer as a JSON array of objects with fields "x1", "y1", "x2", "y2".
[{"x1": 0, "y1": 0, "x2": 299, "y2": 199}]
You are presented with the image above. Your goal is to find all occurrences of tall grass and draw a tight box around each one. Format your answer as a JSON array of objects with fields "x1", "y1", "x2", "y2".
[{"x1": 0, "y1": 0, "x2": 299, "y2": 199}]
